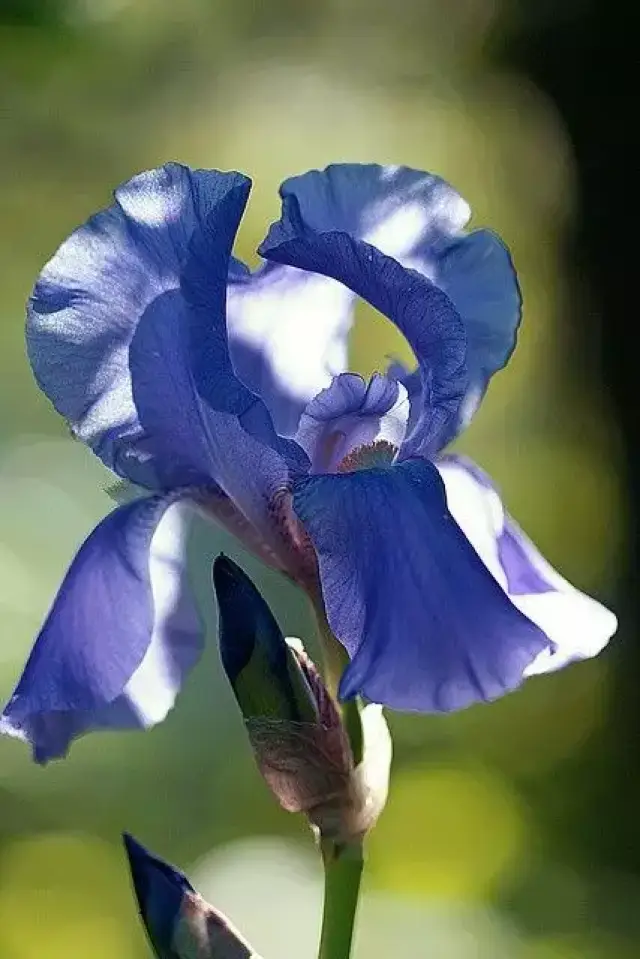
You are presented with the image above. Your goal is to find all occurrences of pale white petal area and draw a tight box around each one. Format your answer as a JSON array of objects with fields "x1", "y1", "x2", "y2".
[
  {"x1": 436, "y1": 457, "x2": 617, "y2": 680},
  {"x1": 436, "y1": 458, "x2": 506, "y2": 585},
  {"x1": 375, "y1": 381, "x2": 411, "y2": 448},
  {"x1": 505, "y1": 516, "x2": 617, "y2": 677},
  {"x1": 227, "y1": 268, "x2": 354, "y2": 437},
  {"x1": 122, "y1": 500, "x2": 202, "y2": 725}
]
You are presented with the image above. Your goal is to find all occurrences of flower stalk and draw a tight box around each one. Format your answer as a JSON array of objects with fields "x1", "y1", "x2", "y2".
[
  {"x1": 315, "y1": 613, "x2": 373, "y2": 959},
  {"x1": 318, "y1": 838, "x2": 364, "y2": 959}
]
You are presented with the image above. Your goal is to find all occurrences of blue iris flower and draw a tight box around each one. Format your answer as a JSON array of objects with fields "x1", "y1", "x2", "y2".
[{"x1": 0, "y1": 163, "x2": 617, "y2": 763}]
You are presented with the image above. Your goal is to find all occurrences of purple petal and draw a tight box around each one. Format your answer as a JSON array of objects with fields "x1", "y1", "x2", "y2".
[
  {"x1": 295, "y1": 372, "x2": 409, "y2": 472},
  {"x1": 498, "y1": 523, "x2": 554, "y2": 595},
  {"x1": 129, "y1": 266, "x2": 308, "y2": 544},
  {"x1": 437, "y1": 456, "x2": 617, "y2": 676},
  {"x1": 233, "y1": 163, "x2": 468, "y2": 439},
  {"x1": 229, "y1": 162, "x2": 461, "y2": 438},
  {"x1": 400, "y1": 230, "x2": 522, "y2": 437},
  {"x1": 433, "y1": 230, "x2": 521, "y2": 430},
  {"x1": 0, "y1": 495, "x2": 202, "y2": 763},
  {"x1": 260, "y1": 209, "x2": 467, "y2": 459},
  {"x1": 386, "y1": 359, "x2": 423, "y2": 437},
  {"x1": 260, "y1": 163, "x2": 520, "y2": 450},
  {"x1": 293, "y1": 458, "x2": 549, "y2": 712},
  {"x1": 27, "y1": 163, "x2": 306, "y2": 497},
  {"x1": 274, "y1": 164, "x2": 471, "y2": 254}
]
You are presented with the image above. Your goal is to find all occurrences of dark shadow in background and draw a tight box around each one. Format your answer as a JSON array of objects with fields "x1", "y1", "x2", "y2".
[{"x1": 504, "y1": 1, "x2": 638, "y2": 875}]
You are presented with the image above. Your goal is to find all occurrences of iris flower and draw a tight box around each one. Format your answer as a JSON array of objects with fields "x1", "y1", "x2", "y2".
[{"x1": 0, "y1": 162, "x2": 616, "y2": 763}]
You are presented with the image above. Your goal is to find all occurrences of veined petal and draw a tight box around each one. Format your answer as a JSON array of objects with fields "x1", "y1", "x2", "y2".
[
  {"x1": 401, "y1": 230, "x2": 522, "y2": 437},
  {"x1": 27, "y1": 163, "x2": 305, "y2": 497},
  {"x1": 231, "y1": 163, "x2": 468, "y2": 439},
  {"x1": 228, "y1": 163, "x2": 463, "y2": 438},
  {"x1": 26, "y1": 164, "x2": 238, "y2": 485},
  {"x1": 0, "y1": 495, "x2": 202, "y2": 763},
  {"x1": 129, "y1": 270, "x2": 308, "y2": 542},
  {"x1": 261, "y1": 163, "x2": 520, "y2": 451},
  {"x1": 293, "y1": 458, "x2": 549, "y2": 712},
  {"x1": 436, "y1": 456, "x2": 617, "y2": 676},
  {"x1": 434, "y1": 230, "x2": 521, "y2": 429},
  {"x1": 260, "y1": 210, "x2": 467, "y2": 459},
  {"x1": 295, "y1": 372, "x2": 409, "y2": 472}
]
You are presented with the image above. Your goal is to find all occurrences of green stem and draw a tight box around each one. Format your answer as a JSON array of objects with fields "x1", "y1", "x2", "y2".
[
  {"x1": 314, "y1": 607, "x2": 366, "y2": 959},
  {"x1": 318, "y1": 840, "x2": 364, "y2": 959}
]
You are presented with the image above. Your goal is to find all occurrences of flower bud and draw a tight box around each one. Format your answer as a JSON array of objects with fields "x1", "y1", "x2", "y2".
[
  {"x1": 213, "y1": 556, "x2": 392, "y2": 843},
  {"x1": 123, "y1": 833, "x2": 259, "y2": 958},
  {"x1": 214, "y1": 554, "x2": 318, "y2": 724}
]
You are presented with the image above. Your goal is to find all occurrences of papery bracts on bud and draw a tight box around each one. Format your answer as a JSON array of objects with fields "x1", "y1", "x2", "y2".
[{"x1": 213, "y1": 556, "x2": 391, "y2": 842}]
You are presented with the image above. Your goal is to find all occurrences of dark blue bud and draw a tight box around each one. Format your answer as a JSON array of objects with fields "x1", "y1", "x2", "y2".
[
  {"x1": 123, "y1": 832, "x2": 192, "y2": 958},
  {"x1": 123, "y1": 833, "x2": 259, "y2": 958},
  {"x1": 213, "y1": 555, "x2": 318, "y2": 723}
]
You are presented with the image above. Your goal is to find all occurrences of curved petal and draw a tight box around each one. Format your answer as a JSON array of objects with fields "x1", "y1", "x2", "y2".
[
  {"x1": 27, "y1": 163, "x2": 306, "y2": 498},
  {"x1": 260, "y1": 213, "x2": 467, "y2": 459},
  {"x1": 228, "y1": 164, "x2": 465, "y2": 438},
  {"x1": 400, "y1": 230, "x2": 522, "y2": 435},
  {"x1": 129, "y1": 273, "x2": 308, "y2": 543},
  {"x1": 293, "y1": 458, "x2": 549, "y2": 712},
  {"x1": 260, "y1": 163, "x2": 520, "y2": 449},
  {"x1": 0, "y1": 495, "x2": 202, "y2": 763},
  {"x1": 434, "y1": 230, "x2": 521, "y2": 428},
  {"x1": 276, "y1": 164, "x2": 471, "y2": 255},
  {"x1": 436, "y1": 456, "x2": 617, "y2": 676},
  {"x1": 228, "y1": 164, "x2": 468, "y2": 439},
  {"x1": 295, "y1": 373, "x2": 409, "y2": 472}
]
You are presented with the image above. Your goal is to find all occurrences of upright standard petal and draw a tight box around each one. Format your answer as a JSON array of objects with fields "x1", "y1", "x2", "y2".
[
  {"x1": 25, "y1": 164, "x2": 238, "y2": 484},
  {"x1": 293, "y1": 459, "x2": 549, "y2": 712},
  {"x1": 260, "y1": 205, "x2": 467, "y2": 458},
  {"x1": 295, "y1": 372, "x2": 409, "y2": 472},
  {"x1": 0, "y1": 495, "x2": 202, "y2": 763},
  {"x1": 398, "y1": 230, "x2": 522, "y2": 436},
  {"x1": 432, "y1": 229, "x2": 521, "y2": 429},
  {"x1": 127, "y1": 184, "x2": 309, "y2": 560},
  {"x1": 436, "y1": 456, "x2": 617, "y2": 676},
  {"x1": 274, "y1": 164, "x2": 471, "y2": 258},
  {"x1": 27, "y1": 163, "x2": 305, "y2": 496},
  {"x1": 261, "y1": 163, "x2": 521, "y2": 450},
  {"x1": 228, "y1": 164, "x2": 468, "y2": 438}
]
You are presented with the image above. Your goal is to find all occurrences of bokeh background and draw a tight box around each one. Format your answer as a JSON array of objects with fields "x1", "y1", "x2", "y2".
[{"x1": 0, "y1": 1, "x2": 636, "y2": 956}]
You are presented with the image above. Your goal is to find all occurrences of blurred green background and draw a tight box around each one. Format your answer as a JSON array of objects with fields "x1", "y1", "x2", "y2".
[{"x1": 0, "y1": 1, "x2": 634, "y2": 957}]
